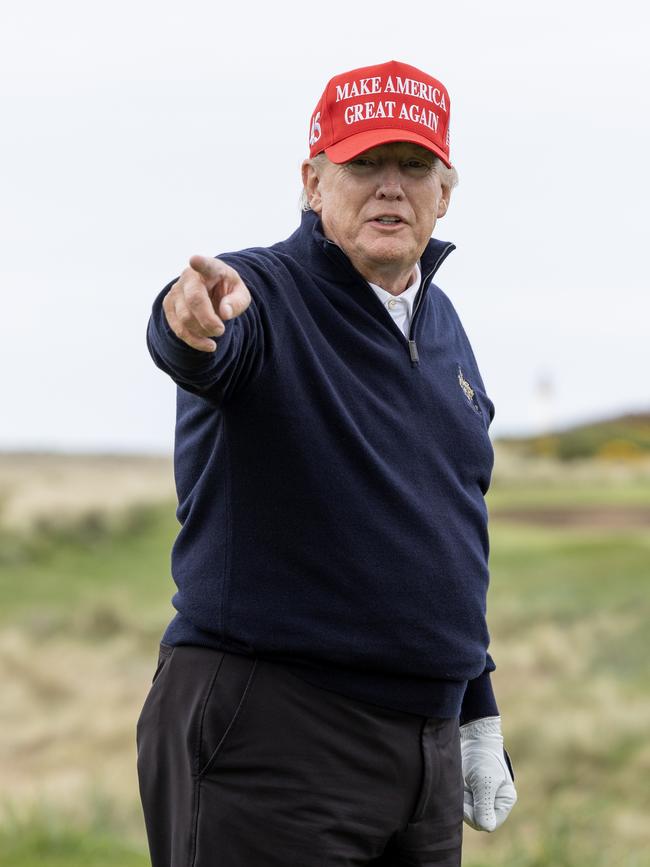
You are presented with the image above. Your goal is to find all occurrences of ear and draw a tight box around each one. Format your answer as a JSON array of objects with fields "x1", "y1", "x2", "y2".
[
  {"x1": 301, "y1": 159, "x2": 323, "y2": 214},
  {"x1": 437, "y1": 184, "x2": 451, "y2": 219}
]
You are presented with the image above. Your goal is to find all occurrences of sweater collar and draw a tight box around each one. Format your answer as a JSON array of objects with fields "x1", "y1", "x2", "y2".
[{"x1": 296, "y1": 208, "x2": 456, "y2": 285}]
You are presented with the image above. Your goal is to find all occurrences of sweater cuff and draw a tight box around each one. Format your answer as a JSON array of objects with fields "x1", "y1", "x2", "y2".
[{"x1": 459, "y1": 669, "x2": 499, "y2": 725}]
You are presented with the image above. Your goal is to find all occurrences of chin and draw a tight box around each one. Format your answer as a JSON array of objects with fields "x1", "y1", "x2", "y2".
[{"x1": 364, "y1": 243, "x2": 415, "y2": 267}]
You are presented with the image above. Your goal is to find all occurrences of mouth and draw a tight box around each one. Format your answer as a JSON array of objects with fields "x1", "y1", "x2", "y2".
[{"x1": 368, "y1": 215, "x2": 407, "y2": 229}]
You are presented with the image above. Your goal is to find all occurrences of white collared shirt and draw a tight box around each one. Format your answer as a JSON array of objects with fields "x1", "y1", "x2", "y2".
[{"x1": 367, "y1": 263, "x2": 422, "y2": 337}]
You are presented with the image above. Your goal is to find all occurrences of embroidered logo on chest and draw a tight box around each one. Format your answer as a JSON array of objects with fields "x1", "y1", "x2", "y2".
[{"x1": 457, "y1": 366, "x2": 480, "y2": 413}]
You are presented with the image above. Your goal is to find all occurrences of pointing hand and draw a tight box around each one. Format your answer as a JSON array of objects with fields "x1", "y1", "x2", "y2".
[{"x1": 163, "y1": 255, "x2": 251, "y2": 352}]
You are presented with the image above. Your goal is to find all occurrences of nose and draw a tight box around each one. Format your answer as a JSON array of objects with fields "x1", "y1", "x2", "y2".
[{"x1": 375, "y1": 164, "x2": 405, "y2": 200}]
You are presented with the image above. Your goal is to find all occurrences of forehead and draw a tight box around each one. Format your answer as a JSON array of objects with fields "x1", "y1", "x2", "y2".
[{"x1": 350, "y1": 142, "x2": 435, "y2": 162}]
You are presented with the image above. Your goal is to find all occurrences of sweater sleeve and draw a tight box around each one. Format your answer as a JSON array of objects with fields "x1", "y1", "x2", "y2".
[
  {"x1": 146, "y1": 277, "x2": 269, "y2": 406},
  {"x1": 459, "y1": 653, "x2": 499, "y2": 725}
]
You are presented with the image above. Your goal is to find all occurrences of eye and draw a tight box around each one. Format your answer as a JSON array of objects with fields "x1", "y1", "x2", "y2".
[
  {"x1": 348, "y1": 157, "x2": 376, "y2": 169},
  {"x1": 402, "y1": 159, "x2": 432, "y2": 171}
]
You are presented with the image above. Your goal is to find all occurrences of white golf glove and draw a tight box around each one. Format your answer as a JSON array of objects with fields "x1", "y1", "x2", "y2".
[{"x1": 459, "y1": 715, "x2": 517, "y2": 832}]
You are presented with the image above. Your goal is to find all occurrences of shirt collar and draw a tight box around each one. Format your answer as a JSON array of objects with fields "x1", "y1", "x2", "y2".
[{"x1": 367, "y1": 263, "x2": 422, "y2": 318}]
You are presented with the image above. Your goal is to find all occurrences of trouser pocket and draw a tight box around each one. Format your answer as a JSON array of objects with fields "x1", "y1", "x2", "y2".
[{"x1": 136, "y1": 645, "x2": 258, "y2": 867}]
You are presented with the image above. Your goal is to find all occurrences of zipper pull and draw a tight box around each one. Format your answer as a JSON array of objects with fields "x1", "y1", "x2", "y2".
[{"x1": 408, "y1": 339, "x2": 420, "y2": 365}]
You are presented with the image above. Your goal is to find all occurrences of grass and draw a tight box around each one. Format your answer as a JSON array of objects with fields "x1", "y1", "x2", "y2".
[
  {"x1": 487, "y1": 478, "x2": 650, "y2": 509},
  {"x1": 489, "y1": 525, "x2": 650, "y2": 622},
  {"x1": 0, "y1": 801, "x2": 149, "y2": 867},
  {"x1": 0, "y1": 503, "x2": 178, "y2": 631},
  {"x1": 1, "y1": 452, "x2": 649, "y2": 865}
]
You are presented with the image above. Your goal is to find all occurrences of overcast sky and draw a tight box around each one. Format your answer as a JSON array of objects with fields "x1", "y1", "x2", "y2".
[{"x1": 2, "y1": 0, "x2": 648, "y2": 452}]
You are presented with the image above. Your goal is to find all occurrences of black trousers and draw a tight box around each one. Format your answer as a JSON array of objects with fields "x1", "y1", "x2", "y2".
[{"x1": 136, "y1": 645, "x2": 463, "y2": 867}]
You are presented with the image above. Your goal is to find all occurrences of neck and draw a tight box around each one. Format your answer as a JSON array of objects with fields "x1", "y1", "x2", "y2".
[{"x1": 358, "y1": 264, "x2": 417, "y2": 296}]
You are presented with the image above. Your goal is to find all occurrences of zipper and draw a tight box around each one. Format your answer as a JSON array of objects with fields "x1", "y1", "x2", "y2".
[
  {"x1": 406, "y1": 275, "x2": 430, "y2": 368},
  {"x1": 323, "y1": 238, "x2": 455, "y2": 368},
  {"x1": 406, "y1": 243, "x2": 454, "y2": 367}
]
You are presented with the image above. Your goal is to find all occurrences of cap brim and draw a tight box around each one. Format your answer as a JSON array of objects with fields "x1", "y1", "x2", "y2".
[{"x1": 324, "y1": 129, "x2": 451, "y2": 168}]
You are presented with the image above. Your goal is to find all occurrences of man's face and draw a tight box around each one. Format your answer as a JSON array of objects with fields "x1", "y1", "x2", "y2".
[{"x1": 302, "y1": 143, "x2": 449, "y2": 286}]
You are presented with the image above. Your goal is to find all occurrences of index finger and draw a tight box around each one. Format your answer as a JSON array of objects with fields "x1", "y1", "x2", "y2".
[{"x1": 188, "y1": 254, "x2": 230, "y2": 282}]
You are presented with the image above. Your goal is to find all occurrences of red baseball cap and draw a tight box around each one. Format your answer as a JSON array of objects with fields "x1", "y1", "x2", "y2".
[{"x1": 308, "y1": 60, "x2": 452, "y2": 167}]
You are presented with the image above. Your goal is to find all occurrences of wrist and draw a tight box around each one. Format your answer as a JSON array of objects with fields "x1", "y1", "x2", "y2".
[{"x1": 460, "y1": 715, "x2": 502, "y2": 739}]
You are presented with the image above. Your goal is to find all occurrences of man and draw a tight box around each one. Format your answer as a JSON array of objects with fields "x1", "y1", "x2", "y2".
[{"x1": 138, "y1": 60, "x2": 517, "y2": 867}]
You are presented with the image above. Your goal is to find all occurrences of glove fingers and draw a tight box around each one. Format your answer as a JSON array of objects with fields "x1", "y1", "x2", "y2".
[
  {"x1": 464, "y1": 789, "x2": 515, "y2": 833},
  {"x1": 473, "y1": 801, "x2": 497, "y2": 832},
  {"x1": 463, "y1": 790, "x2": 478, "y2": 831}
]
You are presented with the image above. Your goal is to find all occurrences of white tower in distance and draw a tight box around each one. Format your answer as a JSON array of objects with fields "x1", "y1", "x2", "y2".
[{"x1": 530, "y1": 373, "x2": 556, "y2": 435}]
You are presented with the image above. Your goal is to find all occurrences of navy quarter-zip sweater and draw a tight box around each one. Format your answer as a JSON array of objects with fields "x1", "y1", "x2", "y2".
[{"x1": 147, "y1": 210, "x2": 499, "y2": 724}]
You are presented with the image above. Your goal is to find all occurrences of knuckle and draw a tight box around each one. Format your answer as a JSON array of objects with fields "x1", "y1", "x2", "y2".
[
  {"x1": 178, "y1": 309, "x2": 193, "y2": 327},
  {"x1": 186, "y1": 289, "x2": 208, "y2": 311},
  {"x1": 183, "y1": 281, "x2": 199, "y2": 299}
]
